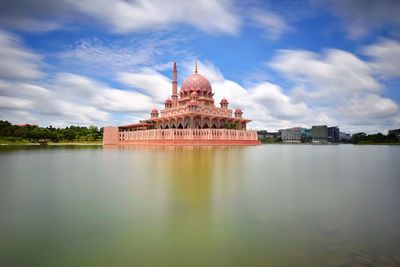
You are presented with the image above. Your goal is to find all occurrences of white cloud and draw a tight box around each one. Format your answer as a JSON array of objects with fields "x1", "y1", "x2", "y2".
[
  {"x1": 0, "y1": 0, "x2": 241, "y2": 35},
  {"x1": 0, "y1": 96, "x2": 34, "y2": 110},
  {"x1": 268, "y1": 46, "x2": 400, "y2": 133},
  {"x1": 68, "y1": 0, "x2": 241, "y2": 35},
  {"x1": 249, "y1": 9, "x2": 291, "y2": 40},
  {"x1": 340, "y1": 94, "x2": 398, "y2": 122},
  {"x1": 116, "y1": 69, "x2": 172, "y2": 103},
  {"x1": 269, "y1": 48, "x2": 381, "y2": 101},
  {"x1": 0, "y1": 79, "x2": 113, "y2": 126},
  {"x1": 362, "y1": 38, "x2": 400, "y2": 78},
  {"x1": 0, "y1": 72, "x2": 159, "y2": 127},
  {"x1": 0, "y1": 30, "x2": 43, "y2": 80},
  {"x1": 59, "y1": 39, "x2": 154, "y2": 73},
  {"x1": 52, "y1": 73, "x2": 155, "y2": 113}
]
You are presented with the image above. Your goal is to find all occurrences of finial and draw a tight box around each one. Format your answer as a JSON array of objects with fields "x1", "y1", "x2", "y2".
[{"x1": 195, "y1": 58, "x2": 198, "y2": 74}]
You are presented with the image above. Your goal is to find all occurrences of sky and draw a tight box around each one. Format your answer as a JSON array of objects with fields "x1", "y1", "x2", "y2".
[{"x1": 0, "y1": 0, "x2": 399, "y2": 133}]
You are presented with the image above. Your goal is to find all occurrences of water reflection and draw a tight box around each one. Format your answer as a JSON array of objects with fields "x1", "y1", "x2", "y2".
[{"x1": 0, "y1": 145, "x2": 399, "y2": 267}]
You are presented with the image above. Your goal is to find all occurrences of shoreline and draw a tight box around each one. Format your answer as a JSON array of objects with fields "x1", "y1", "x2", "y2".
[
  {"x1": 2, "y1": 142, "x2": 400, "y2": 146},
  {"x1": 0, "y1": 141, "x2": 102, "y2": 146}
]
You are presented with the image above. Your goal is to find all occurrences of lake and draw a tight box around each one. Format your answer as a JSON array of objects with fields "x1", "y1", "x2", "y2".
[{"x1": 0, "y1": 145, "x2": 399, "y2": 267}]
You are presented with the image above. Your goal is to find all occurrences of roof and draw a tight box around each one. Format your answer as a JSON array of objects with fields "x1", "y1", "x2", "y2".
[{"x1": 119, "y1": 122, "x2": 153, "y2": 128}]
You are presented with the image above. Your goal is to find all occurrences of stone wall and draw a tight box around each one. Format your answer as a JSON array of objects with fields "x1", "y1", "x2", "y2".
[{"x1": 103, "y1": 126, "x2": 119, "y2": 145}]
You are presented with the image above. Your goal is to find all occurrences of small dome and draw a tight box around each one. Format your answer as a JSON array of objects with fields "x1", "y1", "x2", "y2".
[
  {"x1": 181, "y1": 73, "x2": 212, "y2": 94},
  {"x1": 234, "y1": 108, "x2": 242, "y2": 113},
  {"x1": 188, "y1": 100, "x2": 198, "y2": 106},
  {"x1": 220, "y1": 98, "x2": 228, "y2": 104},
  {"x1": 151, "y1": 108, "x2": 158, "y2": 113},
  {"x1": 164, "y1": 98, "x2": 172, "y2": 104}
]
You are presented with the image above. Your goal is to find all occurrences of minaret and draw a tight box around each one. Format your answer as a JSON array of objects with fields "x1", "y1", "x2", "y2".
[{"x1": 171, "y1": 62, "x2": 178, "y2": 107}]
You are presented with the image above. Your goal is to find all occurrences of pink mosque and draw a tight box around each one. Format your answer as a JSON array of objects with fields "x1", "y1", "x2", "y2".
[{"x1": 103, "y1": 61, "x2": 260, "y2": 145}]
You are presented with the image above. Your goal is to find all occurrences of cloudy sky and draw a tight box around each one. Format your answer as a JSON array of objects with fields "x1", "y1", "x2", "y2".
[{"x1": 0, "y1": 0, "x2": 399, "y2": 133}]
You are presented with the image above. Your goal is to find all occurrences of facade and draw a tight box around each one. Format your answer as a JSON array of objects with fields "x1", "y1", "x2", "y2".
[
  {"x1": 312, "y1": 125, "x2": 328, "y2": 143},
  {"x1": 327, "y1": 126, "x2": 340, "y2": 143},
  {"x1": 280, "y1": 127, "x2": 301, "y2": 143},
  {"x1": 103, "y1": 61, "x2": 260, "y2": 145}
]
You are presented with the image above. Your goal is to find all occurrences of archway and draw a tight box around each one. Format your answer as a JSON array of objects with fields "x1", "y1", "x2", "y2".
[{"x1": 184, "y1": 117, "x2": 191, "y2": 129}]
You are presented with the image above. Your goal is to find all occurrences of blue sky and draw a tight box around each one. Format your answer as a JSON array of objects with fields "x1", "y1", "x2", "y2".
[{"x1": 0, "y1": 0, "x2": 399, "y2": 133}]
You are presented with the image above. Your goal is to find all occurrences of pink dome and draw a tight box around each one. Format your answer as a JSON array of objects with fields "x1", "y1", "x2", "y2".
[
  {"x1": 164, "y1": 98, "x2": 172, "y2": 104},
  {"x1": 188, "y1": 100, "x2": 198, "y2": 106},
  {"x1": 220, "y1": 98, "x2": 228, "y2": 104},
  {"x1": 151, "y1": 108, "x2": 158, "y2": 113},
  {"x1": 234, "y1": 108, "x2": 242, "y2": 113},
  {"x1": 181, "y1": 73, "x2": 212, "y2": 93}
]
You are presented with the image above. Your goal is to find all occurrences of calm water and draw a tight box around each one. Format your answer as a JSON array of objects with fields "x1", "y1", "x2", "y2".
[{"x1": 0, "y1": 145, "x2": 399, "y2": 267}]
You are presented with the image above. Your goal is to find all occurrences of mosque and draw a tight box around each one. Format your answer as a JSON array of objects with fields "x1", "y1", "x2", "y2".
[{"x1": 103, "y1": 61, "x2": 260, "y2": 145}]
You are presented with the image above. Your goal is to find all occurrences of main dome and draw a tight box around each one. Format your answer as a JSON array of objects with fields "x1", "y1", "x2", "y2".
[{"x1": 180, "y1": 73, "x2": 212, "y2": 93}]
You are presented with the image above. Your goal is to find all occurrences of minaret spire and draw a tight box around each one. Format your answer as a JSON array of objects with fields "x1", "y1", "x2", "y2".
[
  {"x1": 195, "y1": 58, "x2": 198, "y2": 74},
  {"x1": 171, "y1": 61, "x2": 178, "y2": 107}
]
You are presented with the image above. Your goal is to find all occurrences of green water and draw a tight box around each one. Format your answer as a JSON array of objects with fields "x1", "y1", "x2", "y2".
[{"x1": 0, "y1": 145, "x2": 399, "y2": 267}]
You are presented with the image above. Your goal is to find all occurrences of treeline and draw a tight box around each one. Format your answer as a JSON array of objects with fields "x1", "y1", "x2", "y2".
[
  {"x1": 350, "y1": 130, "x2": 400, "y2": 144},
  {"x1": 0, "y1": 121, "x2": 103, "y2": 142}
]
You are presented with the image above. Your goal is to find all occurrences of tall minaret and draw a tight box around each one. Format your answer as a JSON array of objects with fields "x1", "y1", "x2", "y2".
[{"x1": 172, "y1": 62, "x2": 178, "y2": 107}]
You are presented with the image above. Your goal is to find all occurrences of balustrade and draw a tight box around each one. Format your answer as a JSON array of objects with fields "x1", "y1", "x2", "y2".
[{"x1": 119, "y1": 129, "x2": 257, "y2": 141}]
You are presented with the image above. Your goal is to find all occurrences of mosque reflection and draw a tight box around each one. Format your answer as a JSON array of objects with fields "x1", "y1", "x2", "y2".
[{"x1": 104, "y1": 145, "x2": 247, "y2": 230}]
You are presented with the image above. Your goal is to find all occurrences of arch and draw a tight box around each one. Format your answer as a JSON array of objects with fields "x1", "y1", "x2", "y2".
[
  {"x1": 184, "y1": 117, "x2": 191, "y2": 129},
  {"x1": 169, "y1": 119, "x2": 177, "y2": 129},
  {"x1": 176, "y1": 117, "x2": 184, "y2": 128},
  {"x1": 201, "y1": 117, "x2": 210, "y2": 129},
  {"x1": 193, "y1": 116, "x2": 202, "y2": 129},
  {"x1": 211, "y1": 118, "x2": 219, "y2": 129}
]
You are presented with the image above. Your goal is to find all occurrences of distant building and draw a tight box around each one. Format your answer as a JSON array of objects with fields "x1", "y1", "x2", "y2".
[
  {"x1": 340, "y1": 131, "x2": 351, "y2": 142},
  {"x1": 301, "y1": 128, "x2": 312, "y2": 142},
  {"x1": 280, "y1": 127, "x2": 301, "y2": 143},
  {"x1": 257, "y1": 130, "x2": 280, "y2": 142},
  {"x1": 268, "y1": 132, "x2": 281, "y2": 140},
  {"x1": 327, "y1": 126, "x2": 340, "y2": 143},
  {"x1": 312, "y1": 125, "x2": 328, "y2": 143},
  {"x1": 257, "y1": 130, "x2": 268, "y2": 140}
]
